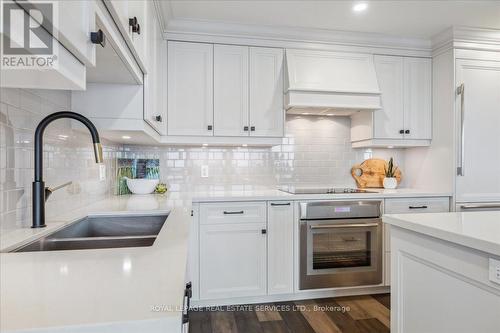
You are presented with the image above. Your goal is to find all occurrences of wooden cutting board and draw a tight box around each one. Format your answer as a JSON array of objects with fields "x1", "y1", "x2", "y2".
[{"x1": 351, "y1": 159, "x2": 402, "y2": 188}]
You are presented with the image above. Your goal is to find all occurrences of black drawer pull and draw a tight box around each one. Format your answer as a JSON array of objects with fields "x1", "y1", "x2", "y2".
[
  {"x1": 182, "y1": 281, "x2": 192, "y2": 324},
  {"x1": 207, "y1": 125, "x2": 213, "y2": 131},
  {"x1": 250, "y1": 126, "x2": 255, "y2": 131},
  {"x1": 243, "y1": 126, "x2": 249, "y2": 131},
  {"x1": 223, "y1": 210, "x2": 244, "y2": 215},
  {"x1": 270, "y1": 202, "x2": 291, "y2": 206},
  {"x1": 261, "y1": 229, "x2": 267, "y2": 234},
  {"x1": 409, "y1": 205, "x2": 428, "y2": 209}
]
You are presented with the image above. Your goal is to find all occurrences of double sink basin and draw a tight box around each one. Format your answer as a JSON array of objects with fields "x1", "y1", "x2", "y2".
[{"x1": 13, "y1": 214, "x2": 168, "y2": 252}]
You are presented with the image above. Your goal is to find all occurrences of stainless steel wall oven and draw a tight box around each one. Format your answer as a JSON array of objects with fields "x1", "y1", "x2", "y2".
[{"x1": 299, "y1": 200, "x2": 383, "y2": 289}]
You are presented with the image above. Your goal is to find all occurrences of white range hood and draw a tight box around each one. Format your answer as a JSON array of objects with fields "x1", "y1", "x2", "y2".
[{"x1": 285, "y1": 49, "x2": 382, "y2": 116}]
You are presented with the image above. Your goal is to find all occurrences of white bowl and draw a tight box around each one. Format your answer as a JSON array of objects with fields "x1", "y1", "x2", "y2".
[{"x1": 125, "y1": 178, "x2": 159, "y2": 194}]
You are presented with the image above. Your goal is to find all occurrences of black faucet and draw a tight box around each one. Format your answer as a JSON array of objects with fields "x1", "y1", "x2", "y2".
[{"x1": 32, "y1": 111, "x2": 103, "y2": 228}]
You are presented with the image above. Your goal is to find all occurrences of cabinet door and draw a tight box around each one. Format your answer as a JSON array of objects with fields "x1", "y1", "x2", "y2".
[
  {"x1": 214, "y1": 45, "x2": 249, "y2": 137},
  {"x1": 199, "y1": 223, "x2": 267, "y2": 300},
  {"x1": 455, "y1": 59, "x2": 500, "y2": 203},
  {"x1": 127, "y1": 0, "x2": 147, "y2": 67},
  {"x1": 143, "y1": 2, "x2": 166, "y2": 134},
  {"x1": 15, "y1": 0, "x2": 96, "y2": 66},
  {"x1": 167, "y1": 42, "x2": 214, "y2": 136},
  {"x1": 267, "y1": 202, "x2": 294, "y2": 295},
  {"x1": 373, "y1": 55, "x2": 404, "y2": 139},
  {"x1": 105, "y1": 0, "x2": 129, "y2": 38},
  {"x1": 404, "y1": 57, "x2": 432, "y2": 140},
  {"x1": 249, "y1": 47, "x2": 284, "y2": 137}
]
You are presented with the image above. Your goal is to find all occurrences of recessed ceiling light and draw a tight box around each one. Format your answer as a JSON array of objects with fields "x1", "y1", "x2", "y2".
[
  {"x1": 121, "y1": 135, "x2": 131, "y2": 140},
  {"x1": 353, "y1": 2, "x2": 368, "y2": 12}
]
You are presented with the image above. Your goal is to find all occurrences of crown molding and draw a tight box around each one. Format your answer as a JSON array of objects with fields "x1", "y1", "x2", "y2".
[
  {"x1": 164, "y1": 19, "x2": 432, "y2": 57},
  {"x1": 432, "y1": 26, "x2": 500, "y2": 55}
]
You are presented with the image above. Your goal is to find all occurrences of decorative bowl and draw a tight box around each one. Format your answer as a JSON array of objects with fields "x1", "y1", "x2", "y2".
[{"x1": 125, "y1": 178, "x2": 159, "y2": 194}]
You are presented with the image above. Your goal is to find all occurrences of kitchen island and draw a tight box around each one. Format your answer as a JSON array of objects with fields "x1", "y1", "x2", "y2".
[{"x1": 383, "y1": 212, "x2": 500, "y2": 333}]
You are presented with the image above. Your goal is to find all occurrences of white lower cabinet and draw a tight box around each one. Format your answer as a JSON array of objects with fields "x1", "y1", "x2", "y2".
[
  {"x1": 383, "y1": 196, "x2": 450, "y2": 286},
  {"x1": 199, "y1": 222, "x2": 267, "y2": 300},
  {"x1": 267, "y1": 202, "x2": 294, "y2": 295}
]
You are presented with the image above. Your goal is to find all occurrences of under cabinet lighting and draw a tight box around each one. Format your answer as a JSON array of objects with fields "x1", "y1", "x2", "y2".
[
  {"x1": 387, "y1": 145, "x2": 394, "y2": 149},
  {"x1": 353, "y1": 2, "x2": 368, "y2": 12},
  {"x1": 202, "y1": 143, "x2": 208, "y2": 147},
  {"x1": 121, "y1": 135, "x2": 131, "y2": 140},
  {"x1": 242, "y1": 144, "x2": 248, "y2": 147},
  {"x1": 301, "y1": 113, "x2": 311, "y2": 115}
]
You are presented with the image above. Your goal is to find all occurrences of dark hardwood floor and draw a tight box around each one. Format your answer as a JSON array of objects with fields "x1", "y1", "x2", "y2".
[{"x1": 189, "y1": 293, "x2": 390, "y2": 333}]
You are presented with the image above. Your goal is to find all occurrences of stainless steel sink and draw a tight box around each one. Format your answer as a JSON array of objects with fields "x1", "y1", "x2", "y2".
[{"x1": 12, "y1": 214, "x2": 168, "y2": 252}]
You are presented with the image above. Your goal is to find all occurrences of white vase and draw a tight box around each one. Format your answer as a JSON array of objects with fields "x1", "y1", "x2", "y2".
[{"x1": 383, "y1": 177, "x2": 398, "y2": 189}]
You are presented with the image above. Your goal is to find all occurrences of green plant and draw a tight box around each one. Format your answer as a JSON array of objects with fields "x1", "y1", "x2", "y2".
[{"x1": 385, "y1": 157, "x2": 399, "y2": 178}]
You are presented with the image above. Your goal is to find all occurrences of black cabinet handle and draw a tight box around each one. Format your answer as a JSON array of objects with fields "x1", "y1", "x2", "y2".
[
  {"x1": 90, "y1": 29, "x2": 105, "y2": 47},
  {"x1": 155, "y1": 115, "x2": 162, "y2": 122},
  {"x1": 261, "y1": 229, "x2": 267, "y2": 234},
  {"x1": 129, "y1": 17, "x2": 140, "y2": 34},
  {"x1": 207, "y1": 125, "x2": 213, "y2": 131},
  {"x1": 250, "y1": 126, "x2": 255, "y2": 131},
  {"x1": 243, "y1": 126, "x2": 249, "y2": 131},
  {"x1": 399, "y1": 129, "x2": 404, "y2": 134},
  {"x1": 270, "y1": 202, "x2": 291, "y2": 206},
  {"x1": 182, "y1": 282, "x2": 192, "y2": 324},
  {"x1": 223, "y1": 210, "x2": 244, "y2": 215},
  {"x1": 405, "y1": 129, "x2": 410, "y2": 134},
  {"x1": 409, "y1": 205, "x2": 428, "y2": 209}
]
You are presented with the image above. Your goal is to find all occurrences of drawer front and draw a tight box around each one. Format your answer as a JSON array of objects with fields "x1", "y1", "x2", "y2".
[
  {"x1": 200, "y1": 202, "x2": 267, "y2": 225},
  {"x1": 384, "y1": 197, "x2": 450, "y2": 214}
]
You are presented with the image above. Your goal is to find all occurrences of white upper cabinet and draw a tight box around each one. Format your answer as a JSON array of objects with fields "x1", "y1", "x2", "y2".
[
  {"x1": 404, "y1": 57, "x2": 432, "y2": 140},
  {"x1": 351, "y1": 55, "x2": 432, "y2": 147},
  {"x1": 214, "y1": 45, "x2": 249, "y2": 137},
  {"x1": 126, "y1": 0, "x2": 147, "y2": 68},
  {"x1": 104, "y1": 0, "x2": 147, "y2": 70},
  {"x1": 373, "y1": 56, "x2": 404, "y2": 139},
  {"x1": 167, "y1": 41, "x2": 214, "y2": 136},
  {"x1": 249, "y1": 47, "x2": 284, "y2": 137},
  {"x1": 14, "y1": 0, "x2": 96, "y2": 67},
  {"x1": 143, "y1": 2, "x2": 166, "y2": 135}
]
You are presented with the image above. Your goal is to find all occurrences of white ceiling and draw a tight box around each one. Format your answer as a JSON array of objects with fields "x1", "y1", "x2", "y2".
[{"x1": 162, "y1": 0, "x2": 500, "y2": 39}]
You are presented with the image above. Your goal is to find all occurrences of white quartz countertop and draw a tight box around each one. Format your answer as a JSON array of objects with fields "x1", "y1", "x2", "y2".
[
  {"x1": 0, "y1": 194, "x2": 192, "y2": 332},
  {"x1": 383, "y1": 211, "x2": 500, "y2": 256}
]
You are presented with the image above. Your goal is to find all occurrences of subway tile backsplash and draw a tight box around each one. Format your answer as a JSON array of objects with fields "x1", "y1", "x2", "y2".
[
  {"x1": 120, "y1": 115, "x2": 406, "y2": 192},
  {"x1": 0, "y1": 88, "x2": 405, "y2": 233},
  {"x1": 0, "y1": 88, "x2": 118, "y2": 231}
]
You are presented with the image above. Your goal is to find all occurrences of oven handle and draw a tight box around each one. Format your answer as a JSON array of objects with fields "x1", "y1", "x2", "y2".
[{"x1": 309, "y1": 223, "x2": 379, "y2": 229}]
